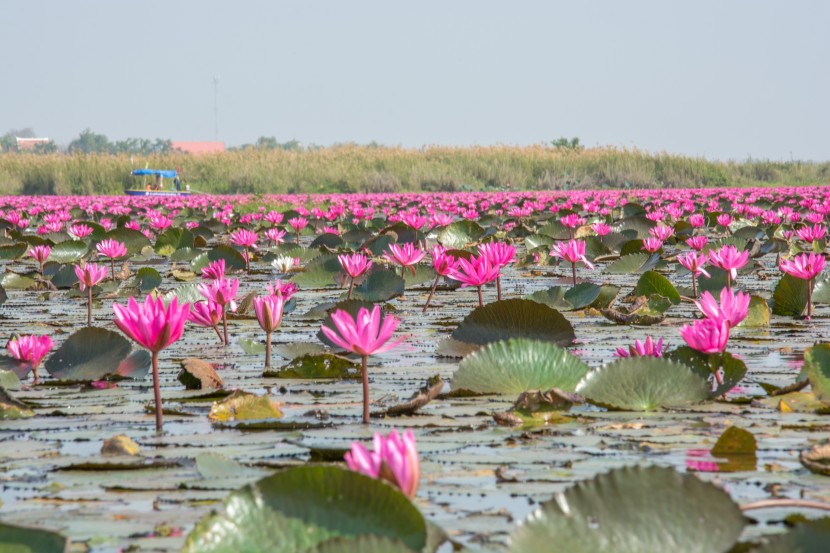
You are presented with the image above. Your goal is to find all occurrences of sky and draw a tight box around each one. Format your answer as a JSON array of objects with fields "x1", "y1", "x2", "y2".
[{"x1": 1, "y1": 0, "x2": 828, "y2": 160}]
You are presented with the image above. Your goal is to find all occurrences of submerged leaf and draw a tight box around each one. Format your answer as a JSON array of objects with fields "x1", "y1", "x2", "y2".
[{"x1": 208, "y1": 390, "x2": 283, "y2": 422}]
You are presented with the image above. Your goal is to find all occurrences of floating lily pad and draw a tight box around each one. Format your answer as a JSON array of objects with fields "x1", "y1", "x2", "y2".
[
  {"x1": 772, "y1": 274, "x2": 809, "y2": 317},
  {"x1": 43, "y1": 327, "x2": 133, "y2": 381},
  {"x1": 348, "y1": 270, "x2": 405, "y2": 302},
  {"x1": 292, "y1": 254, "x2": 342, "y2": 288},
  {"x1": 49, "y1": 263, "x2": 80, "y2": 289},
  {"x1": 605, "y1": 252, "x2": 660, "y2": 274},
  {"x1": 438, "y1": 221, "x2": 484, "y2": 248},
  {"x1": 191, "y1": 245, "x2": 247, "y2": 273},
  {"x1": 179, "y1": 358, "x2": 224, "y2": 390},
  {"x1": 2, "y1": 272, "x2": 37, "y2": 290},
  {"x1": 524, "y1": 286, "x2": 571, "y2": 310},
  {"x1": 576, "y1": 357, "x2": 710, "y2": 411},
  {"x1": 0, "y1": 387, "x2": 35, "y2": 419},
  {"x1": 0, "y1": 369, "x2": 20, "y2": 390},
  {"x1": 753, "y1": 521, "x2": 830, "y2": 553},
  {"x1": 452, "y1": 339, "x2": 590, "y2": 394},
  {"x1": 266, "y1": 354, "x2": 360, "y2": 379},
  {"x1": 208, "y1": 390, "x2": 283, "y2": 422},
  {"x1": 308, "y1": 536, "x2": 418, "y2": 553},
  {"x1": 0, "y1": 522, "x2": 68, "y2": 552},
  {"x1": 155, "y1": 227, "x2": 195, "y2": 256},
  {"x1": 164, "y1": 283, "x2": 205, "y2": 305},
  {"x1": 447, "y1": 299, "x2": 575, "y2": 349},
  {"x1": 635, "y1": 270, "x2": 681, "y2": 304},
  {"x1": 134, "y1": 267, "x2": 162, "y2": 292},
  {"x1": 0, "y1": 242, "x2": 27, "y2": 260},
  {"x1": 738, "y1": 295, "x2": 770, "y2": 327},
  {"x1": 49, "y1": 240, "x2": 88, "y2": 263},
  {"x1": 509, "y1": 466, "x2": 745, "y2": 553},
  {"x1": 182, "y1": 466, "x2": 427, "y2": 553},
  {"x1": 564, "y1": 282, "x2": 602, "y2": 310},
  {"x1": 666, "y1": 347, "x2": 748, "y2": 397},
  {"x1": 803, "y1": 343, "x2": 830, "y2": 404}
]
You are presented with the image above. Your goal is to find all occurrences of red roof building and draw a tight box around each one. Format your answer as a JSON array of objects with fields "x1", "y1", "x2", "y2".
[
  {"x1": 172, "y1": 141, "x2": 225, "y2": 154},
  {"x1": 16, "y1": 138, "x2": 51, "y2": 151}
]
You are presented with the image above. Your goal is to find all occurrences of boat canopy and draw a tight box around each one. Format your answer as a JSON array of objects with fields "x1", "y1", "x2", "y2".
[{"x1": 132, "y1": 169, "x2": 178, "y2": 178}]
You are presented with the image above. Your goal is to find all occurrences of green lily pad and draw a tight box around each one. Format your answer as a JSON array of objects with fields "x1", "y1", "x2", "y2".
[
  {"x1": 753, "y1": 521, "x2": 830, "y2": 553},
  {"x1": 0, "y1": 387, "x2": 35, "y2": 419},
  {"x1": 134, "y1": 267, "x2": 162, "y2": 293},
  {"x1": 171, "y1": 247, "x2": 201, "y2": 261},
  {"x1": 803, "y1": 343, "x2": 830, "y2": 405},
  {"x1": 348, "y1": 270, "x2": 405, "y2": 302},
  {"x1": 605, "y1": 253, "x2": 660, "y2": 274},
  {"x1": 772, "y1": 274, "x2": 808, "y2": 317},
  {"x1": 738, "y1": 295, "x2": 770, "y2": 327},
  {"x1": 308, "y1": 536, "x2": 417, "y2": 553},
  {"x1": 163, "y1": 283, "x2": 205, "y2": 305},
  {"x1": 576, "y1": 357, "x2": 710, "y2": 411},
  {"x1": 452, "y1": 339, "x2": 590, "y2": 394},
  {"x1": 43, "y1": 327, "x2": 133, "y2": 381},
  {"x1": 666, "y1": 347, "x2": 747, "y2": 397},
  {"x1": 711, "y1": 426, "x2": 757, "y2": 456},
  {"x1": 49, "y1": 240, "x2": 88, "y2": 263},
  {"x1": 698, "y1": 266, "x2": 731, "y2": 295},
  {"x1": 182, "y1": 466, "x2": 427, "y2": 553},
  {"x1": 437, "y1": 221, "x2": 484, "y2": 249},
  {"x1": 564, "y1": 283, "x2": 602, "y2": 310},
  {"x1": 524, "y1": 286, "x2": 571, "y2": 311},
  {"x1": 635, "y1": 271, "x2": 681, "y2": 304},
  {"x1": 292, "y1": 254, "x2": 342, "y2": 289},
  {"x1": 525, "y1": 234, "x2": 554, "y2": 250},
  {"x1": 266, "y1": 354, "x2": 360, "y2": 379},
  {"x1": 49, "y1": 264, "x2": 80, "y2": 289},
  {"x1": 0, "y1": 242, "x2": 27, "y2": 260},
  {"x1": 0, "y1": 369, "x2": 20, "y2": 390},
  {"x1": 1, "y1": 272, "x2": 36, "y2": 290},
  {"x1": 191, "y1": 245, "x2": 247, "y2": 273},
  {"x1": 590, "y1": 284, "x2": 620, "y2": 309},
  {"x1": 509, "y1": 466, "x2": 745, "y2": 553},
  {"x1": 0, "y1": 522, "x2": 68, "y2": 552},
  {"x1": 448, "y1": 299, "x2": 575, "y2": 348},
  {"x1": 155, "y1": 228, "x2": 195, "y2": 256},
  {"x1": 103, "y1": 228, "x2": 152, "y2": 255}
]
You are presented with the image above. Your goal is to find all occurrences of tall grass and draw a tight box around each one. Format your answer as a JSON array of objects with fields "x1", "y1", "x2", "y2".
[{"x1": 0, "y1": 145, "x2": 826, "y2": 195}]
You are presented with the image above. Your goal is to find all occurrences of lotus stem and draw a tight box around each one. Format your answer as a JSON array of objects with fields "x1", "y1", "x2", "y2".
[
  {"x1": 110, "y1": 258, "x2": 115, "y2": 281},
  {"x1": 496, "y1": 274, "x2": 503, "y2": 301},
  {"x1": 152, "y1": 351, "x2": 163, "y2": 432},
  {"x1": 221, "y1": 306, "x2": 229, "y2": 346},
  {"x1": 87, "y1": 287, "x2": 93, "y2": 327},
  {"x1": 477, "y1": 286, "x2": 484, "y2": 308},
  {"x1": 692, "y1": 273, "x2": 698, "y2": 298},
  {"x1": 347, "y1": 276, "x2": 355, "y2": 300},
  {"x1": 423, "y1": 274, "x2": 440, "y2": 313},
  {"x1": 571, "y1": 262, "x2": 577, "y2": 287},
  {"x1": 213, "y1": 325, "x2": 224, "y2": 344},
  {"x1": 361, "y1": 354, "x2": 369, "y2": 424},
  {"x1": 808, "y1": 277, "x2": 814, "y2": 320},
  {"x1": 265, "y1": 330, "x2": 272, "y2": 368},
  {"x1": 741, "y1": 499, "x2": 830, "y2": 513},
  {"x1": 726, "y1": 273, "x2": 732, "y2": 290}
]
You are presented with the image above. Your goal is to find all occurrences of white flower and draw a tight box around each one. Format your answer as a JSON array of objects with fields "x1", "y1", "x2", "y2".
[{"x1": 271, "y1": 255, "x2": 295, "y2": 273}]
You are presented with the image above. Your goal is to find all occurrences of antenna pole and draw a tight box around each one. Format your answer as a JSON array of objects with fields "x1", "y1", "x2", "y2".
[{"x1": 213, "y1": 76, "x2": 220, "y2": 140}]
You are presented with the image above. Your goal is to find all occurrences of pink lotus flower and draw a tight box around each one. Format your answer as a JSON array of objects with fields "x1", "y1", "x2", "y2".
[
  {"x1": 649, "y1": 225, "x2": 673, "y2": 241},
  {"x1": 69, "y1": 223, "x2": 94, "y2": 239},
  {"x1": 265, "y1": 228, "x2": 287, "y2": 245},
  {"x1": 429, "y1": 213, "x2": 453, "y2": 228},
  {"x1": 550, "y1": 239, "x2": 594, "y2": 286},
  {"x1": 591, "y1": 222, "x2": 612, "y2": 236},
  {"x1": 339, "y1": 252, "x2": 372, "y2": 299},
  {"x1": 423, "y1": 247, "x2": 459, "y2": 313},
  {"x1": 149, "y1": 214, "x2": 173, "y2": 231},
  {"x1": 695, "y1": 288, "x2": 750, "y2": 328},
  {"x1": 716, "y1": 214, "x2": 733, "y2": 228},
  {"x1": 112, "y1": 295, "x2": 190, "y2": 431},
  {"x1": 288, "y1": 217, "x2": 308, "y2": 241},
  {"x1": 198, "y1": 277, "x2": 239, "y2": 345},
  {"x1": 688, "y1": 214, "x2": 705, "y2": 228},
  {"x1": 201, "y1": 259, "x2": 226, "y2": 280},
  {"x1": 28, "y1": 244, "x2": 51, "y2": 275},
  {"x1": 796, "y1": 224, "x2": 827, "y2": 243},
  {"x1": 75, "y1": 262, "x2": 108, "y2": 326},
  {"x1": 560, "y1": 213, "x2": 585, "y2": 229},
  {"x1": 780, "y1": 252, "x2": 826, "y2": 319},
  {"x1": 268, "y1": 279, "x2": 298, "y2": 300},
  {"x1": 264, "y1": 211, "x2": 284, "y2": 226},
  {"x1": 448, "y1": 255, "x2": 500, "y2": 307},
  {"x1": 685, "y1": 236, "x2": 708, "y2": 251},
  {"x1": 320, "y1": 305, "x2": 405, "y2": 423},
  {"x1": 188, "y1": 301, "x2": 224, "y2": 343},
  {"x1": 254, "y1": 294, "x2": 286, "y2": 368},
  {"x1": 383, "y1": 243, "x2": 426, "y2": 279},
  {"x1": 7, "y1": 334, "x2": 53, "y2": 382},
  {"x1": 677, "y1": 251, "x2": 710, "y2": 297},
  {"x1": 96, "y1": 239, "x2": 127, "y2": 260},
  {"x1": 641, "y1": 237, "x2": 664, "y2": 254},
  {"x1": 679, "y1": 318, "x2": 730, "y2": 354},
  {"x1": 345, "y1": 429, "x2": 420, "y2": 498},
  {"x1": 615, "y1": 336, "x2": 663, "y2": 358},
  {"x1": 229, "y1": 229, "x2": 258, "y2": 249},
  {"x1": 479, "y1": 242, "x2": 516, "y2": 301},
  {"x1": 708, "y1": 245, "x2": 750, "y2": 288}
]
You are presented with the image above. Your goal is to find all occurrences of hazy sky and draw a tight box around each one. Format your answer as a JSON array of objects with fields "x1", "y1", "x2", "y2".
[{"x1": 1, "y1": 1, "x2": 828, "y2": 160}]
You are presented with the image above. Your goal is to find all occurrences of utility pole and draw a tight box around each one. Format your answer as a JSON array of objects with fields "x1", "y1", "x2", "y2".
[{"x1": 213, "y1": 76, "x2": 220, "y2": 140}]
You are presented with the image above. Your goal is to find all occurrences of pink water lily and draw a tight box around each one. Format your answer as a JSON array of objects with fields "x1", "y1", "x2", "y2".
[
  {"x1": 708, "y1": 244, "x2": 750, "y2": 288},
  {"x1": 28, "y1": 244, "x2": 51, "y2": 276},
  {"x1": 229, "y1": 229, "x2": 258, "y2": 272},
  {"x1": 550, "y1": 239, "x2": 594, "y2": 286},
  {"x1": 695, "y1": 288, "x2": 750, "y2": 328},
  {"x1": 685, "y1": 236, "x2": 708, "y2": 251},
  {"x1": 254, "y1": 294, "x2": 286, "y2": 368},
  {"x1": 779, "y1": 252, "x2": 826, "y2": 319},
  {"x1": 201, "y1": 259, "x2": 226, "y2": 281},
  {"x1": 677, "y1": 251, "x2": 710, "y2": 298},
  {"x1": 320, "y1": 305, "x2": 405, "y2": 423},
  {"x1": 96, "y1": 239, "x2": 128, "y2": 280},
  {"x1": 796, "y1": 224, "x2": 826, "y2": 244},
  {"x1": 615, "y1": 336, "x2": 664, "y2": 358},
  {"x1": 188, "y1": 301, "x2": 225, "y2": 344},
  {"x1": 338, "y1": 252, "x2": 372, "y2": 299},
  {"x1": 69, "y1": 223, "x2": 94, "y2": 239},
  {"x1": 7, "y1": 334, "x2": 53, "y2": 383},
  {"x1": 478, "y1": 241, "x2": 516, "y2": 301},
  {"x1": 448, "y1": 255, "x2": 500, "y2": 307},
  {"x1": 423, "y1": 246, "x2": 459, "y2": 312},
  {"x1": 641, "y1": 237, "x2": 664, "y2": 254},
  {"x1": 345, "y1": 429, "x2": 419, "y2": 497},
  {"x1": 679, "y1": 318, "x2": 730, "y2": 354},
  {"x1": 198, "y1": 277, "x2": 239, "y2": 345},
  {"x1": 75, "y1": 262, "x2": 108, "y2": 326},
  {"x1": 113, "y1": 295, "x2": 190, "y2": 432},
  {"x1": 383, "y1": 243, "x2": 426, "y2": 281}
]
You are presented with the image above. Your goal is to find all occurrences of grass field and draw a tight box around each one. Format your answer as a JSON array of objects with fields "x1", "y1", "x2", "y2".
[{"x1": 0, "y1": 145, "x2": 827, "y2": 195}]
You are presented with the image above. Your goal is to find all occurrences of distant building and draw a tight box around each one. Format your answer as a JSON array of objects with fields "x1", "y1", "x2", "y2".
[
  {"x1": 16, "y1": 137, "x2": 51, "y2": 151},
  {"x1": 172, "y1": 141, "x2": 225, "y2": 154}
]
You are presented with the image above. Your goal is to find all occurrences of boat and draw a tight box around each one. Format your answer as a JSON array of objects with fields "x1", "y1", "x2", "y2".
[{"x1": 126, "y1": 168, "x2": 192, "y2": 196}]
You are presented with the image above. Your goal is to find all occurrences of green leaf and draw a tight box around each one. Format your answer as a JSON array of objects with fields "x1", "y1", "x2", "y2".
[
  {"x1": 509, "y1": 466, "x2": 745, "y2": 553},
  {"x1": 163, "y1": 283, "x2": 205, "y2": 305},
  {"x1": 698, "y1": 266, "x2": 731, "y2": 295},
  {"x1": 154, "y1": 227, "x2": 195, "y2": 256},
  {"x1": 711, "y1": 426, "x2": 757, "y2": 456},
  {"x1": 449, "y1": 299, "x2": 575, "y2": 348},
  {"x1": 605, "y1": 253, "x2": 659, "y2": 274},
  {"x1": 452, "y1": 338, "x2": 590, "y2": 394},
  {"x1": 170, "y1": 247, "x2": 201, "y2": 261},
  {"x1": 49, "y1": 240, "x2": 88, "y2": 263},
  {"x1": 348, "y1": 270, "x2": 405, "y2": 302},
  {"x1": 134, "y1": 267, "x2": 162, "y2": 293},
  {"x1": 191, "y1": 245, "x2": 247, "y2": 274},
  {"x1": 48, "y1": 264, "x2": 80, "y2": 289},
  {"x1": 635, "y1": 271, "x2": 680, "y2": 304},
  {"x1": 564, "y1": 283, "x2": 601, "y2": 310},
  {"x1": 103, "y1": 228, "x2": 152, "y2": 255},
  {"x1": 524, "y1": 286, "x2": 571, "y2": 311},
  {"x1": 772, "y1": 274, "x2": 809, "y2": 317},
  {"x1": 0, "y1": 522, "x2": 68, "y2": 552},
  {"x1": 752, "y1": 521, "x2": 830, "y2": 553},
  {"x1": 182, "y1": 466, "x2": 427, "y2": 553},
  {"x1": 292, "y1": 254, "x2": 342, "y2": 289},
  {"x1": 665, "y1": 347, "x2": 747, "y2": 397},
  {"x1": 310, "y1": 233, "x2": 344, "y2": 249},
  {"x1": 576, "y1": 357, "x2": 710, "y2": 411},
  {"x1": 266, "y1": 354, "x2": 360, "y2": 379},
  {"x1": 803, "y1": 343, "x2": 830, "y2": 404},
  {"x1": 525, "y1": 234, "x2": 554, "y2": 250},
  {"x1": 307, "y1": 536, "x2": 418, "y2": 553},
  {"x1": 811, "y1": 275, "x2": 830, "y2": 304},
  {"x1": 0, "y1": 369, "x2": 20, "y2": 390},
  {"x1": 43, "y1": 327, "x2": 133, "y2": 381},
  {"x1": 437, "y1": 221, "x2": 484, "y2": 249},
  {"x1": 738, "y1": 295, "x2": 770, "y2": 327},
  {"x1": 0, "y1": 243, "x2": 27, "y2": 260},
  {"x1": 208, "y1": 391, "x2": 283, "y2": 422},
  {"x1": 1, "y1": 272, "x2": 36, "y2": 290},
  {"x1": 0, "y1": 387, "x2": 35, "y2": 419}
]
